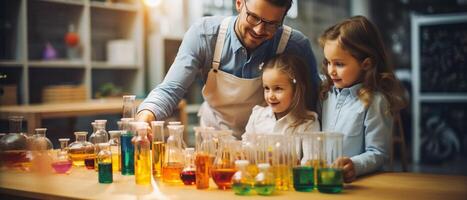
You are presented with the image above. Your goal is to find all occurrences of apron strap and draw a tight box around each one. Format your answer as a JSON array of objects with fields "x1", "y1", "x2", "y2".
[
  {"x1": 212, "y1": 17, "x2": 232, "y2": 70},
  {"x1": 276, "y1": 25, "x2": 292, "y2": 54}
]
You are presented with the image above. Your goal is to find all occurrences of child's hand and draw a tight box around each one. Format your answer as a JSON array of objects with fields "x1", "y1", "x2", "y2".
[{"x1": 336, "y1": 157, "x2": 356, "y2": 183}]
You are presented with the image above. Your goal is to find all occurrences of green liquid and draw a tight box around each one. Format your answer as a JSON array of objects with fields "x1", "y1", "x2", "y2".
[
  {"x1": 121, "y1": 134, "x2": 134, "y2": 175},
  {"x1": 98, "y1": 163, "x2": 113, "y2": 184},
  {"x1": 255, "y1": 184, "x2": 275, "y2": 196},
  {"x1": 317, "y1": 168, "x2": 343, "y2": 193},
  {"x1": 293, "y1": 166, "x2": 314, "y2": 192},
  {"x1": 232, "y1": 183, "x2": 253, "y2": 195}
]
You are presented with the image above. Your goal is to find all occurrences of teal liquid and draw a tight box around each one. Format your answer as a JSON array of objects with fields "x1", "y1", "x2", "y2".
[
  {"x1": 121, "y1": 134, "x2": 134, "y2": 175},
  {"x1": 293, "y1": 166, "x2": 314, "y2": 192},
  {"x1": 232, "y1": 183, "x2": 253, "y2": 195},
  {"x1": 317, "y1": 168, "x2": 343, "y2": 193},
  {"x1": 255, "y1": 184, "x2": 275, "y2": 196},
  {"x1": 98, "y1": 163, "x2": 113, "y2": 183}
]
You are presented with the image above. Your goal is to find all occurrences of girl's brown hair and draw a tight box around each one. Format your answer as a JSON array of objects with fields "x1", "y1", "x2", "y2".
[
  {"x1": 318, "y1": 16, "x2": 406, "y2": 116},
  {"x1": 262, "y1": 53, "x2": 318, "y2": 127}
]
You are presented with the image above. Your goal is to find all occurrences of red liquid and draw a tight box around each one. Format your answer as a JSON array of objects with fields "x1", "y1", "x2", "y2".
[
  {"x1": 211, "y1": 168, "x2": 236, "y2": 189},
  {"x1": 84, "y1": 157, "x2": 95, "y2": 169},
  {"x1": 0, "y1": 150, "x2": 29, "y2": 166},
  {"x1": 180, "y1": 170, "x2": 196, "y2": 185},
  {"x1": 52, "y1": 161, "x2": 72, "y2": 173}
]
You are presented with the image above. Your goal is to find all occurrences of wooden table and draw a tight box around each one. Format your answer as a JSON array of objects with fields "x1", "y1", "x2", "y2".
[
  {"x1": 0, "y1": 99, "x2": 187, "y2": 136},
  {"x1": 0, "y1": 168, "x2": 465, "y2": 200}
]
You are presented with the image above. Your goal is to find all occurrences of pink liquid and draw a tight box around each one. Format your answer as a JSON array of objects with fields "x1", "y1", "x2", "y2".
[{"x1": 52, "y1": 161, "x2": 72, "y2": 173}]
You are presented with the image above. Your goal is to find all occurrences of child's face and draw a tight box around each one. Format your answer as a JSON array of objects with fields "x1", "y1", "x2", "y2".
[
  {"x1": 323, "y1": 40, "x2": 364, "y2": 89},
  {"x1": 262, "y1": 68, "x2": 294, "y2": 119}
]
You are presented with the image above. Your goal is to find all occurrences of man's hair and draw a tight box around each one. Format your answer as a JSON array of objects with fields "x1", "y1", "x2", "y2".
[{"x1": 248, "y1": 0, "x2": 293, "y2": 15}]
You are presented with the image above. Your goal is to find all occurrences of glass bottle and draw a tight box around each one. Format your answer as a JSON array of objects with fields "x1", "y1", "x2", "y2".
[
  {"x1": 122, "y1": 95, "x2": 136, "y2": 119},
  {"x1": 194, "y1": 127, "x2": 215, "y2": 189},
  {"x1": 52, "y1": 138, "x2": 72, "y2": 174},
  {"x1": 211, "y1": 134, "x2": 237, "y2": 190},
  {"x1": 269, "y1": 135, "x2": 293, "y2": 191},
  {"x1": 180, "y1": 148, "x2": 196, "y2": 185},
  {"x1": 97, "y1": 143, "x2": 113, "y2": 184},
  {"x1": 0, "y1": 116, "x2": 28, "y2": 169},
  {"x1": 108, "y1": 130, "x2": 121, "y2": 172},
  {"x1": 68, "y1": 131, "x2": 94, "y2": 167},
  {"x1": 232, "y1": 160, "x2": 254, "y2": 195},
  {"x1": 151, "y1": 121, "x2": 165, "y2": 178},
  {"x1": 241, "y1": 134, "x2": 259, "y2": 177},
  {"x1": 317, "y1": 132, "x2": 344, "y2": 193},
  {"x1": 31, "y1": 128, "x2": 53, "y2": 174},
  {"x1": 90, "y1": 120, "x2": 109, "y2": 170},
  {"x1": 120, "y1": 118, "x2": 135, "y2": 175},
  {"x1": 293, "y1": 133, "x2": 321, "y2": 192},
  {"x1": 134, "y1": 122, "x2": 151, "y2": 185},
  {"x1": 255, "y1": 163, "x2": 275, "y2": 195},
  {"x1": 162, "y1": 124, "x2": 185, "y2": 184}
]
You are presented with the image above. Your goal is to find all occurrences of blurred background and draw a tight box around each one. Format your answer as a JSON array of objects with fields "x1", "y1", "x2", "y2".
[{"x1": 1, "y1": 0, "x2": 466, "y2": 176}]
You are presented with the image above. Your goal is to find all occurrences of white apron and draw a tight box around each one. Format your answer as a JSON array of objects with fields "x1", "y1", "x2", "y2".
[{"x1": 198, "y1": 17, "x2": 292, "y2": 138}]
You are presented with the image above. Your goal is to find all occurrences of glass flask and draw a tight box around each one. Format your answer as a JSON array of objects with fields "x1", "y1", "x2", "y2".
[
  {"x1": 122, "y1": 95, "x2": 136, "y2": 119},
  {"x1": 151, "y1": 121, "x2": 165, "y2": 178},
  {"x1": 97, "y1": 143, "x2": 113, "y2": 184},
  {"x1": 120, "y1": 118, "x2": 135, "y2": 175},
  {"x1": 194, "y1": 126, "x2": 215, "y2": 189},
  {"x1": 68, "y1": 131, "x2": 95, "y2": 167},
  {"x1": 317, "y1": 132, "x2": 344, "y2": 193},
  {"x1": 31, "y1": 128, "x2": 53, "y2": 174},
  {"x1": 162, "y1": 124, "x2": 185, "y2": 184},
  {"x1": 180, "y1": 148, "x2": 196, "y2": 185},
  {"x1": 255, "y1": 163, "x2": 275, "y2": 196},
  {"x1": 211, "y1": 133, "x2": 237, "y2": 190},
  {"x1": 241, "y1": 134, "x2": 259, "y2": 177},
  {"x1": 232, "y1": 160, "x2": 254, "y2": 195},
  {"x1": 134, "y1": 122, "x2": 151, "y2": 185},
  {"x1": 108, "y1": 130, "x2": 121, "y2": 172},
  {"x1": 0, "y1": 116, "x2": 28, "y2": 169},
  {"x1": 52, "y1": 138, "x2": 72, "y2": 174}
]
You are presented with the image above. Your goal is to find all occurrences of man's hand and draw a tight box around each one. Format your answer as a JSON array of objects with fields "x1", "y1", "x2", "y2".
[
  {"x1": 336, "y1": 157, "x2": 356, "y2": 183},
  {"x1": 136, "y1": 110, "x2": 156, "y2": 141}
]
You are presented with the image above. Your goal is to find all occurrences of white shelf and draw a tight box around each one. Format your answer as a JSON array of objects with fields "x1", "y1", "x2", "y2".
[
  {"x1": 92, "y1": 61, "x2": 139, "y2": 69},
  {"x1": 36, "y1": 0, "x2": 85, "y2": 6},
  {"x1": 28, "y1": 60, "x2": 85, "y2": 68},
  {"x1": 186, "y1": 104, "x2": 201, "y2": 114},
  {"x1": 0, "y1": 60, "x2": 23, "y2": 67},
  {"x1": 90, "y1": 1, "x2": 138, "y2": 12},
  {"x1": 420, "y1": 94, "x2": 467, "y2": 102}
]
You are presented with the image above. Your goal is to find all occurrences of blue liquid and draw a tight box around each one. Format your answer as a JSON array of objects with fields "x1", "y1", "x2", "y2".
[
  {"x1": 293, "y1": 166, "x2": 314, "y2": 192},
  {"x1": 317, "y1": 168, "x2": 343, "y2": 193},
  {"x1": 121, "y1": 133, "x2": 134, "y2": 175},
  {"x1": 98, "y1": 163, "x2": 113, "y2": 183}
]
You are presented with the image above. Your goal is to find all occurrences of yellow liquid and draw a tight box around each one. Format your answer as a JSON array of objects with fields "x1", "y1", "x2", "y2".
[
  {"x1": 135, "y1": 146, "x2": 151, "y2": 185},
  {"x1": 111, "y1": 153, "x2": 120, "y2": 172},
  {"x1": 273, "y1": 164, "x2": 292, "y2": 191},
  {"x1": 247, "y1": 164, "x2": 259, "y2": 177},
  {"x1": 69, "y1": 153, "x2": 94, "y2": 167},
  {"x1": 162, "y1": 162, "x2": 184, "y2": 184},
  {"x1": 152, "y1": 142, "x2": 165, "y2": 178}
]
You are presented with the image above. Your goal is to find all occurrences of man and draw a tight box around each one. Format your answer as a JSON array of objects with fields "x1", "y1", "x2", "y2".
[{"x1": 137, "y1": 0, "x2": 319, "y2": 138}]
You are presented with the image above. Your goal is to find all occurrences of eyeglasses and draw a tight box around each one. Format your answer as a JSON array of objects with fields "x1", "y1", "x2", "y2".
[{"x1": 243, "y1": 0, "x2": 283, "y2": 32}]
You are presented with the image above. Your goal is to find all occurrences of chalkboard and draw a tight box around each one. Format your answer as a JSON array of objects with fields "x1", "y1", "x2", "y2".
[{"x1": 420, "y1": 21, "x2": 467, "y2": 92}]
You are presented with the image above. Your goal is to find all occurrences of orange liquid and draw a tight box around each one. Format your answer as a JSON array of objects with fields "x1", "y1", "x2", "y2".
[
  {"x1": 211, "y1": 168, "x2": 236, "y2": 190},
  {"x1": 162, "y1": 162, "x2": 184, "y2": 184},
  {"x1": 195, "y1": 153, "x2": 212, "y2": 189}
]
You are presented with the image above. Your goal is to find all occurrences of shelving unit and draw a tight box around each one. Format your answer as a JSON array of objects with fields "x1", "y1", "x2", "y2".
[
  {"x1": 0, "y1": 0, "x2": 144, "y2": 105},
  {"x1": 411, "y1": 13, "x2": 467, "y2": 163}
]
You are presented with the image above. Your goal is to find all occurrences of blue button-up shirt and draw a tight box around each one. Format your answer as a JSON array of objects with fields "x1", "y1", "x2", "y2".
[
  {"x1": 138, "y1": 16, "x2": 319, "y2": 120},
  {"x1": 322, "y1": 83, "x2": 393, "y2": 177}
]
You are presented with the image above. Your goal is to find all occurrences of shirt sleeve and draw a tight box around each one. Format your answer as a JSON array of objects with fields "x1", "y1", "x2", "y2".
[
  {"x1": 138, "y1": 21, "x2": 206, "y2": 120},
  {"x1": 242, "y1": 105, "x2": 261, "y2": 140},
  {"x1": 350, "y1": 94, "x2": 393, "y2": 177}
]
